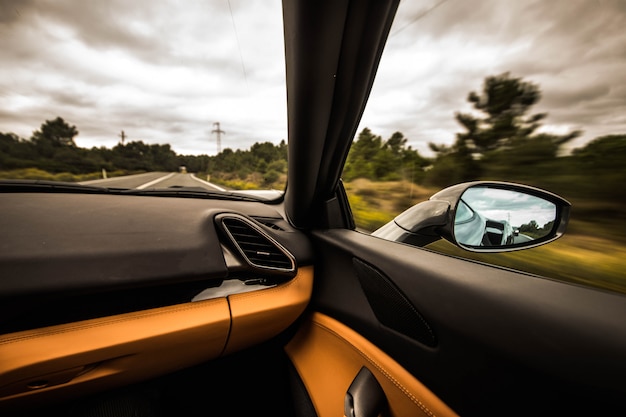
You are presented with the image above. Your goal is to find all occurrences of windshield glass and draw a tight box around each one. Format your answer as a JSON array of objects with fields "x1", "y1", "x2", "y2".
[{"x1": 0, "y1": 0, "x2": 287, "y2": 196}]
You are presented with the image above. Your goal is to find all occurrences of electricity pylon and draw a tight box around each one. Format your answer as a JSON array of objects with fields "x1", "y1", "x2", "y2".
[{"x1": 212, "y1": 122, "x2": 225, "y2": 154}]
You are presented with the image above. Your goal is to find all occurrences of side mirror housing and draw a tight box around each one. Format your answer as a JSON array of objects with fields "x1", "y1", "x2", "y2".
[{"x1": 371, "y1": 181, "x2": 571, "y2": 253}]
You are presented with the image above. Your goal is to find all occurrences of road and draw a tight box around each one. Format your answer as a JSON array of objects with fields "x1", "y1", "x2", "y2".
[
  {"x1": 513, "y1": 233, "x2": 534, "y2": 244},
  {"x1": 80, "y1": 172, "x2": 227, "y2": 191}
]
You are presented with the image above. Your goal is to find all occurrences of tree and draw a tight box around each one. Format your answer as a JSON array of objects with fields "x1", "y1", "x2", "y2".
[
  {"x1": 454, "y1": 72, "x2": 549, "y2": 154},
  {"x1": 250, "y1": 141, "x2": 281, "y2": 164},
  {"x1": 568, "y1": 134, "x2": 626, "y2": 201},
  {"x1": 520, "y1": 220, "x2": 539, "y2": 232},
  {"x1": 343, "y1": 128, "x2": 427, "y2": 182},
  {"x1": 424, "y1": 141, "x2": 480, "y2": 187},
  {"x1": 30, "y1": 117, "x2": 79, "y2": 161},
  {"x1": 148, "y1": 143, "x2": 178, "y2": 172},
  {"x1": 0, "y1": 132, "x2": 37, "y2": 170},
  {"x1": 32, "y1": 117, "x2": 79, "y2": 148},
  {"x1": 572, "y1": 134, "x2": 626, "y2": 170},
  {"x1": 343, "y1": 128, "x2": 382, "y2": 180},
  {"x1": 384, "y1": 131, "x2": 407, "y2": 155},
  {"x1": 426, "y1": 73, "x2": 580, "y2": 186}
]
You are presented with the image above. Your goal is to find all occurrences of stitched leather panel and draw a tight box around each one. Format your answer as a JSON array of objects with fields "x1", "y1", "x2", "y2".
[
  {"x1": 224, "y1": 266, "x2": 314, "y2": 354},
  {"x1": 0, "y1": 298, "x2": 230, "y2": 407},
  {"x1": 285, "y1": 312, "x2": 459, "y2": 417},
  {"x1": 0, "y1": 266, "x2": 315, "y2": 410}
]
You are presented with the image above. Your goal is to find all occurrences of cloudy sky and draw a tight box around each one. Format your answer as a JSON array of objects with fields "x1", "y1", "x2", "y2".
[
  {"x1": 1, "y1": 0, "x2": 625, "y2": 157},
  {"x1": 462, "y1": 186, "x2": 556, "y2": 227}
]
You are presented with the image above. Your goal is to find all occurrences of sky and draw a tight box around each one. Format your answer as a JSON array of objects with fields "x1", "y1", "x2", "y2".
[
  {"x1": 462, "y1": 186, "x2": 556, "y2": 227},
  {"x1": 1, "y1": 0, "x2": 625, "y2": 157}
]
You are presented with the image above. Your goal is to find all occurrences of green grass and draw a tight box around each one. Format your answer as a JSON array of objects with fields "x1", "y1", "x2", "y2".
[
  {"x1": 347, "y1": 193, "x2": 395, "y2": 231},
  {"x1": 344, "y1": 178, "x2": 435, "y2": 230},
  {"x1": 0, "y1": 168, "x2": 102, "y2": 182},
  {"x1": 427, "y1": 234, "x2": 626, "y2": 294},
  {"x1": 0, "y1": 168, "x2": 133, "y2": 182},
  {"x1": 203, "y1": 171, "x2": 286, "y2": 191}
]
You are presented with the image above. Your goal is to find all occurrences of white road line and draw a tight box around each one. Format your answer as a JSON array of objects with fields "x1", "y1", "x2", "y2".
[
  {"x1": 79, "y1": 172, "x2": 158, "y2": 185},
  {"x1": 190, "y1": 174, "x2": 227, "y2": 191},
  {"x1": 136, "y1": 172, "x2": 177, "y2": 189}
]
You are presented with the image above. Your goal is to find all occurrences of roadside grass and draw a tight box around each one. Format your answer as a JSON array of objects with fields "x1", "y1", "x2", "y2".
[
  {"x1": 0, "y1": 168, "x2": 129, "y2": 182},
  {"x1": 427, "y1": 235, "x2": 626, "y2": 295},
  {"x1": 203, "y1": 172, "x2": 286, "y2": 191},
  {"x1": 344, "y1": 179, "x2": 434, "y2": 230}
]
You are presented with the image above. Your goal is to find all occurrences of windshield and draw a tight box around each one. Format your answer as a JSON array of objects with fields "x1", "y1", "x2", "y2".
[{"x1": 0, "y1": 0, "x2": 287, "y2": 197}]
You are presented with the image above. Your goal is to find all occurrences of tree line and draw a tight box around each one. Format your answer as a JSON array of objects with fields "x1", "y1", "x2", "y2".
[
  {"x1": 344, "y1": 73, "x2": 625, "y2": 207},
  {"x1": 0, "y1": 117, "x2": 288, "y2": 187}
]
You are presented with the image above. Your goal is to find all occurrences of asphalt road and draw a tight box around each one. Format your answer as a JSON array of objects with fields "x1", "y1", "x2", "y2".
[
  {"x1": 80, "y1": 172, "x2": 227, "y2": 191},
  {"x1": 513, "y1": 234, "x2": 534, "y2": 244}
]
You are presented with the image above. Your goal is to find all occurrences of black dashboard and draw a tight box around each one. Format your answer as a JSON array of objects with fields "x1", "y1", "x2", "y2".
[{"x1": 0, "y1": 192, "x2": 314, "y2": 333}]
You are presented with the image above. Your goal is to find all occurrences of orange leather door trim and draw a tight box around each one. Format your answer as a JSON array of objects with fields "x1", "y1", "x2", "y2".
[
  {"x1": 0, "y1": 266, "x2": 314, "y2": 409},
  {"x1": 225, "y1": 265, "x2": 314, "y2": 354},
  {"x1": 285, "y1": 312, "x2": 459, "y2": 417},
  {"x1": 0, "y1": 298, "x2": 230, "y2": 407}
]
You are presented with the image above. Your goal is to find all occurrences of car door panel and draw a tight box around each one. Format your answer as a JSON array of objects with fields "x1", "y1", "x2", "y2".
[
  {"x1": 286, "y1": 312, "x2": 459, "y2": 417},
  {"x1": 224, "y1": 265, "x2": 313, "y2": 355},
  {"x1": 303, "y1": 229, "x2": 626, "y2": 416},
  {"x1": 0, "y1": 265, "x2": 313, "y2": 409},
  {"x1": 0, "y1": 297, "x2": 231, "y2": 408}
]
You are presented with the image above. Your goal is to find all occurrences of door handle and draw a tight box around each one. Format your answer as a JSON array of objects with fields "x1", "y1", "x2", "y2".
[{"x1": 344, "y1": 367, "x2": 387, "y2": 417}]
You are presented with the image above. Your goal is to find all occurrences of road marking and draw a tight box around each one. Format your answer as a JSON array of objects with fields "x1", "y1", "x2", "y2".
[
  {"x1": 190, "y1": 174, "x2": 227, "y2": 191},
  {"x1": 136, "y1": 172, "x2": 177, "y2": 189},
  {"x1": 79, "y1": 172, "x2": 159, "y2": 185}
]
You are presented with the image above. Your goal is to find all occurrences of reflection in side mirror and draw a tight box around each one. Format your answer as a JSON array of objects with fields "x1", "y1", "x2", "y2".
[
  {"x1": 454, "y1": 187, "x2": 557, "y2": 249},
  {"x1": 371, "y1": 181, "x2": 571, "y2": 253}
]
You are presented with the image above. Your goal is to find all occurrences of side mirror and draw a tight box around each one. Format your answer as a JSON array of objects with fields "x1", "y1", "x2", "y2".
[{"x1": 371, "y1": 181, "x2": 571, "y2": 252}]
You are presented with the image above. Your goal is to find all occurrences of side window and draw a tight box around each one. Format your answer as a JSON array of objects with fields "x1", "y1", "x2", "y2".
[{"x1": 345, "y1": 1, "x2": 626, "y2": 295}]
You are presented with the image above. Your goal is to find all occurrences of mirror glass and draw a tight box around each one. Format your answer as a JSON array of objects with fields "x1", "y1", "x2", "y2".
[{"x1": 454, "y1": 186, "x2": 557, "y2": 247}]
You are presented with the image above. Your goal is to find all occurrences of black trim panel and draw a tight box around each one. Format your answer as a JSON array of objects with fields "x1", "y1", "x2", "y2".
[{"x1": 311, "y1": 229, "x2": 626, "y2": 416}]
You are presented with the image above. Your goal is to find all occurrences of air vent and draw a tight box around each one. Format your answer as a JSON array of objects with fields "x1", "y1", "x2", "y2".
[
  {"x1": 255, "y1": 219, "x2": 285, "y2": 231},
  {"x1": 221, "y1": 216, "x2": 295, "y2": 272}
]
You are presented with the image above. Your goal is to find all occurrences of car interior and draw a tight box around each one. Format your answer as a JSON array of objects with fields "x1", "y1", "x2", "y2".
[{"x1": 2, "y1": 1, "x2": 626, "y2": 417}]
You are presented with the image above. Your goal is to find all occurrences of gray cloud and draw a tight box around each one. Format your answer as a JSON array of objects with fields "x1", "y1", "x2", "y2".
[
  {"x1": 0, "y1": 0, "x2": 33, "y2": 24},
  {"x1": 0, "y1": 0, "x2": 285, "y2": 155},
  {"x1": 361, "y1": 0, "x2": 626, "y2": 156},
  {"x1": 0, "y1": 0, "x2": 624, "y2": 159}
]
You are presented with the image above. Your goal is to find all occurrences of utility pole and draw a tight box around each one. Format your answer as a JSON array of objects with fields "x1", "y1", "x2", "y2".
[
  {"x1": 212, "y1": 122, "x2": 225, "y2": 154},
  {"x1": 119, "y1": 130, "x2": 126, "y2": 145}
]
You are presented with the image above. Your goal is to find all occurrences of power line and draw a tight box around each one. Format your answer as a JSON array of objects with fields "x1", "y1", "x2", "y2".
[
  {"x1": 228, "y1": 0, "x2": 249, "y2": 93},
  {"x1": 390, "y1": 0, "x2": 450, "y2": 38}
]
